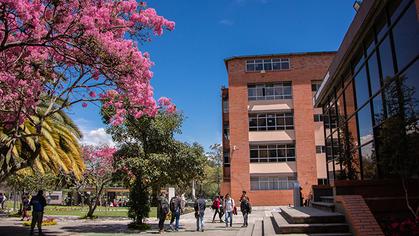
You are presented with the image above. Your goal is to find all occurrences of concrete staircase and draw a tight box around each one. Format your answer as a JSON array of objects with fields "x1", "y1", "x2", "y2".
[{"x1": 237, "y1": 201, "x2": 353, "y2": 236}]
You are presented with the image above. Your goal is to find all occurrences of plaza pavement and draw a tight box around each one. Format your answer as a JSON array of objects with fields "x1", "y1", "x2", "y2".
[{"x1": 0, "y1": 207, "x2": 279, "y2": 236}]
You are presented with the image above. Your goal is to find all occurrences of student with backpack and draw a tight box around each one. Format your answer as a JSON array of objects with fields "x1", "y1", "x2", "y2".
[
  {"x1": 157, "y1": 192, "x2": 169, "y2": 234},
  {"x1": 240, "y1": 191, "x2": 252, "y2": 227},
  {"x1": 30, "y1": 190, "x2": 47, "y2": 235},
  {"x1": 194, "y1": 193, "x2": 206, "y2": 232},
  {"x1": 169, "y1": 193, "x2": 182, "y2": 231},
  {"x1": 211, "y1": 194, "x2": 223, "y2": 223},
  {"x1": 223, "y1": 193, "x2": 235, "y2": 228}
]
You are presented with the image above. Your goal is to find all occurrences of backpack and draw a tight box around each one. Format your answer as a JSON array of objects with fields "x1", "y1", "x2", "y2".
[
  {"x1": 161, "y1": 198, "x2": 170, "y2": 215},
  {"x1": 169, "y1": 197, "x2": 176, "y2": 212}
]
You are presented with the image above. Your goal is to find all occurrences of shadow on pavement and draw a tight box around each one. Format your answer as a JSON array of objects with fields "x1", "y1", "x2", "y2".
[
  {"x1": 0, "y1": 226, "x2": 65, "y2": 236},
  {"x1": 60, "y1": 222, "x2": 161, "y2": 235}
]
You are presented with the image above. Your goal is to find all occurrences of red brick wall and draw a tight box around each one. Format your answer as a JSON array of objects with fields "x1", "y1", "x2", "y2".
[
  {"x1": 335, "y1": 195, "x2": 384, "y2": 236},
  {"x1": 223, "y1": 52, "x2": 335, "y2": 205}
]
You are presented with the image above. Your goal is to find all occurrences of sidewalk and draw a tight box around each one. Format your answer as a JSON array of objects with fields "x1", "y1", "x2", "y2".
[{"x1": 0, "y1": 207, "x2": 275, "y2": 235}]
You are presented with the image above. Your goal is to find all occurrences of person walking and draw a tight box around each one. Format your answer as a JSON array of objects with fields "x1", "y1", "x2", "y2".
[
  {"x1": 240, "y1": 191, "x2": 251, "y2": 227},
  {"x1": 21, "y1": 194, "x2": 30, "y2": 221},
  {"x1": 194, "y1": 193, "x2": 206, "y2": 232},
  {"x1": 211, "y1": 194, "x2": 223, "y2": 223},
  {"x1": 223, "y1": 193, "x2": 235, "y2": 228},
  {"x1": 157, "y1": 192, "x2": 170, "y2": 234},
  {"x1": 0, "y1": 193, "x2": 4, "y2": 210},
  {"x1": 30, "y1": 190, "x2": 47, "y2": 235},
  {"x1": 169, "y1": 193, "x2": 182, "y2": 231}
]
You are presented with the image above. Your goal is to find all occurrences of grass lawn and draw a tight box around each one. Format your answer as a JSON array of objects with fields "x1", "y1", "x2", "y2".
[{"x1": 4, "y1": 201, "x2": 157, "y2": 218}]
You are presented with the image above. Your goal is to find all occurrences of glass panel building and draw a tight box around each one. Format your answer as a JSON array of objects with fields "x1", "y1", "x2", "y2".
[{"x1": 315, "y1": 0, "x2": 419, "y2": 183}]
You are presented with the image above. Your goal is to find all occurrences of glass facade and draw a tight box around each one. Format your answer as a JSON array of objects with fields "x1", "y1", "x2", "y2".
[{"x1": 321, "y1": 0, "x2": 419, "y2": 181}]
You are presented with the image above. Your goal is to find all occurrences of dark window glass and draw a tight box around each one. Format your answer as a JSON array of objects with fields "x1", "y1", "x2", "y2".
[
  {"x1": 344, "y1": 80, "x2": 357, "y2": 117},
  {"x1": 265, "y1": 85, "x2": 274, "y2": 99},
  {"x1": 361, "y1": 142, "x2": 377, "y2": 180},
  {"x1": 250, "y1": 149, "x2": 258, "y2": 158},
  {"x1": 357, "y1": 104, "x2": 373, "y2": 146},
  {"x1": 365, "y1": 31, "x2": 376, "y2": 56},
  {"x1": 273, "y1": 62, "x2": 281, "y2": 70},
  {"x1": 400, "y1": 60, "x2": 419, "y2": 114},
  {"x1": 247, "y1": 63, "x2": 255, "y2": 72},
  {"x1": 264, "y1": 59, "x2": 272, "y2": 71},
  {"x1": 378, "y1": 37, "x2": 395, "y2": 83},
  {"x1": 384, "y1": 80, "x2": 401, "y2": 117},
  {"x1": 259, "y1": 145, "x2": 268, "y2": 158},
  {"x1": 255, "y1": 62, "x2": 263, "y2": 71},
  {"x1": 281, "y1": 62, "x2": 290, "y2": 70},
  {"x1": 257, "y1": 114, "x2": 267, "y2": 131},
  {"x1": 392, "y1": 2, "x2": 419, "y2": 72},
  {"x1": 267, "y1": 114, "x2": 276, "y2": 130},
  {"x1": 388, "y1": 0, "x2": 411, "y2": 24},
  {"x1": 287, "y1": 148, "x2": 295, "y2": 157},
  {"x1": 372, "y1": 93, "x2": 385, "y2": 125},
  {"x1": 353, "y1": 51, "x2": 365, "y2": 73},
  {"x1": 354, "y1": 67, "x2": 370, "y2": 108},
  {"x1": 368, "y1": 52, "x2": 382, "y2": 95},
  {"x1": 375, "y1": 11, "x2": 388, "y2": 41}
]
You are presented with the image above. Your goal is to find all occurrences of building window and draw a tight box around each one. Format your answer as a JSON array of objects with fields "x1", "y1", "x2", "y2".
[
  {"x1": 250, "y1": 143, "x2": 295, "y2": 163},
  {"x1": 316, "y1": 145, "x2": 326, "y2": 154},
  {"x1": 223, "y1": 151, "x2": 230, "y2": 167},
  {"x1": 248, "y1": 82, "x2": 292, "y2": 100},
  {"x1": 249, "y1": 112, "x2": 294, "y2": 131},
  {"x1": 250, "y1": 175, "x2": 297, "y2": 190},
  {"x1": 223, "y1": 124, "x2": 230, "y2": 140},
  {"x1": 246, "y1": 58, "x2": 290, "y2": 72},
  {"x1": 222, "y1": 100, "x2": 229, "y2": 113},
  {"x1": 311, "y1": 81, "x2": 322, "y2": 92},
  {"x1": 323, "y1": 114, "x2": 337, "y2": 129},
  {"x1": 313, "y1": 114, "x2": 323, "y2": 122}
]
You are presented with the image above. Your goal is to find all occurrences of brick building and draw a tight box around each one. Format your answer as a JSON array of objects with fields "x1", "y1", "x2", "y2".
[{"x1": 221, "y1": 52, "x2": 336, "y2": 205}]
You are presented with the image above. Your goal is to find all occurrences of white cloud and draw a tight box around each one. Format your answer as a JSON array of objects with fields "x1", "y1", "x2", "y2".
[
  {"x1": 81, "y1": 128, "x2": 115, "y2": 147},
  {"x1": 219, "y1": 19, "x2": 234, "y2": 26}
]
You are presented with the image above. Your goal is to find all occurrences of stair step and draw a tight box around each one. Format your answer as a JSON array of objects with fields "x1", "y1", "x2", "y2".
[
  {"x1": 272, "y1": 212, "x2": 349, "y2": 234},
  {"x1": 236, "y1": 223, "x2": 254, "y2": 236},
  {"x1": 311, "y1": 201, "x2": 335, "y2": 212},
  {"x1": 319, "y1": 196, "x2": 334, "y2": 203},
  {"x1": 253, "y1": 220, "x2": 263, "y2": 236},
  {"x1": 263, "y1": 216, "x2": 276, "y2": 236},
  {"x1": 279, "y1": 234, "x2": 352, "y2": 236},
  {"x1": 280, "y1": 206, "x2": 345, "y2": 224}
]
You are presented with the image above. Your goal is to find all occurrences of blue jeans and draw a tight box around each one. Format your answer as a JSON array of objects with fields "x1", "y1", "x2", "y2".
[
  {"x1": 174, "y1": 211, "x2": 180, "y2": 229},
  {"x1": 225, "y1": 211, "x2": 233, "y2": 227},
  {"x1": 196, "y1": 212, "x2": 204, "y2": 231}
]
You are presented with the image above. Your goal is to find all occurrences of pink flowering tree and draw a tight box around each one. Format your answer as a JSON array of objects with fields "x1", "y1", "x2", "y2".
[
  {"x1": 0, "y1": 0, "x2": 175, "y2": 181},
  {"x1": 73, "y1": 145, "x2": 117, "y2": 218}
]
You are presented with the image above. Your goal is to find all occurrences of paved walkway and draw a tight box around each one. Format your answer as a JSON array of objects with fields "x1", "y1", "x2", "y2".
[{"x1": 0, "y1": 207, "x2": 278, "y2": 236}]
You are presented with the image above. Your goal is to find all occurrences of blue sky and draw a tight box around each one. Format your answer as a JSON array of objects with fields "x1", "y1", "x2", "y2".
[{"x1": 69, "y1": 0, "x2": 356, "y2": 150}]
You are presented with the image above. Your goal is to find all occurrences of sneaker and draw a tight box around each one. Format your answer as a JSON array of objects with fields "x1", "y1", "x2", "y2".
[{"x1": 201, "y1": 229, "x2": 204, "y2": 232}]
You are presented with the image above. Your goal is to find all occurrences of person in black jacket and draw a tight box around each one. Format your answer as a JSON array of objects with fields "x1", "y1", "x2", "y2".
[
  {"x1": 240, "y1": 191, "x2": 251, "y2": 227},
  {"x1": 30, "y1": 190, "x2": 47, "y2": 235}
]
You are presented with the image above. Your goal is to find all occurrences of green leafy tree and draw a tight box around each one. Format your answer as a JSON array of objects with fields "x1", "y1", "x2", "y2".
[{"x1": 106, "y1": 112, "x2": 206, "y2": 225}]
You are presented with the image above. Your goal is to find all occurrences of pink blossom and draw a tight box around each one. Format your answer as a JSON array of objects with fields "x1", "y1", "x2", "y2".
[
  {"x1": 82, "y1": 102, "x2": 88, "y2": 108},
  {"x1": 0, "y1": 0, "x2": 175, "y2": 129}
]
